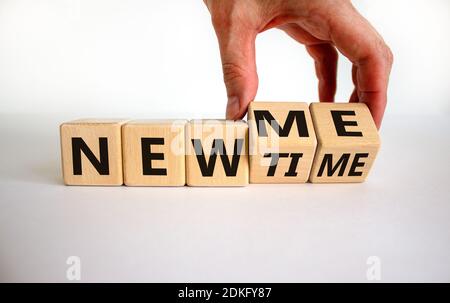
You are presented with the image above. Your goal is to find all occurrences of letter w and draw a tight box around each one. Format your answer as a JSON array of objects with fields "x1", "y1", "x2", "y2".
[{"x1": 191, "y1": 139, "x2": 244, "y2": 177}]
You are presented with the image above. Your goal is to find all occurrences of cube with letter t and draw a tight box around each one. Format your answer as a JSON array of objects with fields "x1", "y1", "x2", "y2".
[
  {"x1": 309, "y1": 103, "x2": 380, "y2": 183},
  {"x1": 60, "y1": 119, "x2": 128, "y2": 185},
  {"x1": 248, "y1": 102, "x2": 317, "y2": 183}
]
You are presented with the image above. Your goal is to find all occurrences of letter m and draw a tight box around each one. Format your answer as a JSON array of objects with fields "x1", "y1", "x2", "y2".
[
  {"x1": 317, "y1": 153, "x2": 350, "y2": 177},
  {"x1": 253, "y1": 110, "x2": 309, "y2": 137}
]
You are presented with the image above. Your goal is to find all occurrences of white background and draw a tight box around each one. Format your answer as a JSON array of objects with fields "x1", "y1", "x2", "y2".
[
  {"x1": 0, "y1": 0, "x2": 449, "y2": 282},
  {"x1": 1, "y1": 0, "x2": 449, "y2": 117}
]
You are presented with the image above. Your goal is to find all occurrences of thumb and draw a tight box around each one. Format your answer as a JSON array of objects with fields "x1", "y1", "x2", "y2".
[{"x1": 213, "y1": 18, "x2": 258, "y2": 120}]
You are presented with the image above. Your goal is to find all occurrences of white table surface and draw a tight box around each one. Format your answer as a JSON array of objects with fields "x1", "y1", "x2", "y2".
[{"x1": 0, "y1": 113, "x2": 449, "y2": 282}]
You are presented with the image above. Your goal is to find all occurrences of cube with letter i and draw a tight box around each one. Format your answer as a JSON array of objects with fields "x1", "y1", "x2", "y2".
[
  {"x1": 309, "y1": 102, "x2": 380, "y2": 183},
  {"x1": 247, "y1": 102, "x2": 317, "y2": 183}
]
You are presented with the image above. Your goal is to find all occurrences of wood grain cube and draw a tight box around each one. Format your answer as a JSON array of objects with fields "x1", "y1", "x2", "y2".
[
  {"x1": 186, "y1": 120, "x2": 249, "y2": 186},
  {"x1": 309, "y1": 102, "x2": 380, "y2": 183},
  {"x1": 248, "y1": 102, "x2": 317, "y2": 183},
  {"x1": 60, "y1": 119, "x2": 128, "y2": 185},
  {"x1": 122, "y1": 120, "x2": 187, "y2": 186}
]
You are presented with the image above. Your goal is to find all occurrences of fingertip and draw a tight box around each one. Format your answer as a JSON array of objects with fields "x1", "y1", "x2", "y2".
[
  {"x1": 226, "y1": 96, "x2": 240, "y2": 120},
  {"x1": 349, "y1": 88, "x2": 359, "y2": 103},
  {"x1": 364, "y1": 100, "x2": 385, "y2": 130},
  {"x1": 374, "y1": 113, "x2": 383, "y2": 130},
  {"x1": 371, "y1": 113, "x2": 382, "y2": 130},
  {"x1": 226, "y1": 96, "x2": 252, "y2": 120}
]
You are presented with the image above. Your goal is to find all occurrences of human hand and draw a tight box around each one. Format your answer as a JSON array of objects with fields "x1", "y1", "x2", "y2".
[{"x1": 204, "y1": 0, "x2": 393, "y2": 129}]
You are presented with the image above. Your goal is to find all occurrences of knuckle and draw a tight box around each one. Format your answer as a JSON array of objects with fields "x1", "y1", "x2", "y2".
[
  {"x1": 212, "y1": 14, "x2": 242, "y2": 31},
  {"x1": 371, "y1": 40, "x2": 394, "y2": 69},
  {"x1": 385, "y1": 46, "x2": 394, "y2": 66},
  {"x1": 222, "y1": 62, "x2": 247, "y2": 84},
  {"x1": 211, "y1": 13, "x2": 228, "y2": 29},
  {"x1": 210, "y1": 4, "x2": 248, "y2": 30}
]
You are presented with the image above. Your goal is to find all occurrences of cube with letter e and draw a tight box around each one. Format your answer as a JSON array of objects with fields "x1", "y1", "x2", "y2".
[
  {"x1": 309, "y1": 102, "x2": 380, "y2": 183},
  {"x1": 122, "y1": 120, "x2": 187, "y2": 186}
]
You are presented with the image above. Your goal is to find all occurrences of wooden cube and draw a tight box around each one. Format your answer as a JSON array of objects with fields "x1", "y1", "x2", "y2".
[
  {"x1": 247, "y1": 102, "x2": 317, "y2": 183},
  {"x1": 186, "y1": 120, "x2": 249, "y2": 186},
  {"x1": 60, "y1": 119, "x2": 128, "y2": 185},
  {"x1": 122, "y1": 120, "x2": 187, "y2": 186},
  {"x1": 309, "y1": 102, "x2": 380, "y2": 183}
]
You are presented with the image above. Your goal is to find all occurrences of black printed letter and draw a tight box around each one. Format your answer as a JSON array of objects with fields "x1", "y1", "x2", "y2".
[
  {"x1": 348, "y1": 153, "x2": 369, "y2": 176},
  {"x1": 141, "y1": 138, "x2": 167, "y2": 176},
  {"x1": 317, "y1": 153, "x2": 350, "y2": 177},
  {"x1": 254, "y1": 110, "x2": 309, "y2": 137},
  {"x1": 72, "y1": 137, "x2": 109, "y2": 175},
  {"x1": 191, "y1": 139, "x2": 244, "y2": 177},
  {"x1": 331, "y1": 110, "x2": 363, "y2": 137}
]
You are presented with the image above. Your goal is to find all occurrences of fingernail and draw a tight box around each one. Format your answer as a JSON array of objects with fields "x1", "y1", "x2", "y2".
[{"x1": 226, "y1": 96, "x2": 240, "y2": 120}]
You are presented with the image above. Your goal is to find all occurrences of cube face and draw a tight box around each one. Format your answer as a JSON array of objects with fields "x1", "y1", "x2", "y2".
[
  {"x1": 248, "y1": 102, "x2": 317, "y2": 183},
  {"x1": 122, "y1": 120, "x2": 187, "y2": 186},
  {"x1": 309, "y1": 102, "x2": 380, "y2": 183},
  {"x1": 185, "y1": 120, "x2": 249, "y2": 186},
  {"x1": 60, "y1": 119, "x2": 127, "y2": 185}
]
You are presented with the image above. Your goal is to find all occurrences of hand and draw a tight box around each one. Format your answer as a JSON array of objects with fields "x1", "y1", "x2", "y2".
[{"x1": 204, "y1": 0, "x2": 393, "y2": 129}]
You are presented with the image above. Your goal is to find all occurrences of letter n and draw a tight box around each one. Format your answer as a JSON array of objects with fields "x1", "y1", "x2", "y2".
[{"x1": 71, "y1": 137, "x2": 109, "y2": 175}]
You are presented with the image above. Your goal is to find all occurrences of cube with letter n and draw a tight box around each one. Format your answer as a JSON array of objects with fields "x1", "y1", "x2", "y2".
[{"x1": 60, "y1": 119, "x2": 127, "y2": 185}]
